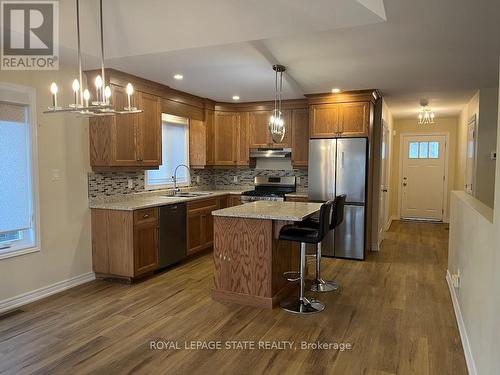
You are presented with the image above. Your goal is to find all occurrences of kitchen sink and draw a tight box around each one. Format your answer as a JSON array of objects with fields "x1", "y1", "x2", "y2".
[{"x1": 161, "y1": 192, "x2": 212, "y2": 198}]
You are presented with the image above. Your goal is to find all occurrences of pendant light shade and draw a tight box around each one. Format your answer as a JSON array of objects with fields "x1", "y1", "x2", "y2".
[{"x1": 268, "y1": 64, "x2": 286, "y2": 143}]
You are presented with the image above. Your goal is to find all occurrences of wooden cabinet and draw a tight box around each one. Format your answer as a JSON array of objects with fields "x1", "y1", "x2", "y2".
[
  {"x1": 285, "y1": 196, "x2": 308, "y2": 202},
  {"x1": 291, "y1": 108, "x2": 309, "y2": 167},
  {"x1": 213, "y1": 111, "x2": 249, "y2": 166},
  {"x1": 189, "y1": 109, "x2": 215, "y2": 168},
  {"x1": 310, "y1": 101, "x2": 370, "y2": 138},
  {"x1": 340, "y1": 102, "x2": 370, "y2": 137},
  {"x1": 89, "y1": 84, "x2": 161, "y2": 170},
  {"x1": 229, "y1": 194, "x2": 242, "y2": 206},
  {"x1": 187, "y1": 197, "x2": 219, "y2": 255},
  {"x1": 91, "y1": 207, "x2": 159, "y2": 280},
  {"x1": 248, "y1": 110, "x2": 291, "y2": 148}
]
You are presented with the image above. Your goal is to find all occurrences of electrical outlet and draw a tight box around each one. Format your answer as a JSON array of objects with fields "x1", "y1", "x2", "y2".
[
  {"x1": 490, "y1": 151, "x2": 497, "y2": 160},
  {"x1": 127, "y1": 179, "x2": 133, "y2": 189},
  {"x1": 451, "y1": 271, "x2": 461, "y2": 288},
  {"x1": 196, "y1": 176, "x2": 201, "y2": 184},
  {"x1": 233, "y1": 176, "x2": 239, "y2": 183},
  {"x1": 296, "y1": 177, "x2": 301, "y2": 185}
]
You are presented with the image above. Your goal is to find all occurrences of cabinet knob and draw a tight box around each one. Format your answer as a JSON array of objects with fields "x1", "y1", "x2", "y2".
[
  {"x1": 143, "y1": 214, "x2": 150, "y2": 218},
  {"x1": 223, "y1": 255, "x2": 226, "y2": 261}
]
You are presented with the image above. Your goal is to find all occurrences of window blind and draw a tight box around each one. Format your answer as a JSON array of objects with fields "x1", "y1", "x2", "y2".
[{"x1": 0, "y1": 102, "x2": 31, "y2": 234}]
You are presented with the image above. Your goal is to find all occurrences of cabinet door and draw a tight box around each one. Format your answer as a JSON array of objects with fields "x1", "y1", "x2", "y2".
[
  {"x1": 270, "y1": 109, "x2": 292, "y2": 148},
  {"x1": 291, "y1": 108, "x2": 309, "y2": 167},
  {"x1": 236, "y1": 112, "x2": 249, "y2": 166},
  {"x1": 137, "y1": 92, "x2": 161, "y2": 166},
  {"x1": 133, "y1": 221, "x2": 159, "y2": 276},
  {"x1": 310, "y1": 104, "x2": 341, "y2": 138},
  {"x1": 248, "y1": 111, "x2": 271, "y2": 148},
  {"x1": 111, "y1": 85, "x2": 138, "y2": 165},
  {"x1": 203, "y1": 210, "x2": 214, "y2": 247},
  {"x1": 187, "y1": 211, "x2": 204, "y2": 255},
  {"x1": 205, "y1": 109, "x2": 215, "y2": 165},
  {"x1": 214, "y1": 112, "x2": 238, "y2": 165},
  {"x1": 189, "y1": 118, "x2": 207, "y2": 167},
  {"x1": 339, "y1": 102, "x2": 370, "y2": 137}
]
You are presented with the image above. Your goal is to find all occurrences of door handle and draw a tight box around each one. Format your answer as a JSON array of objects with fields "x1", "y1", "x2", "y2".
[
  {"x1": 382, "y1": 189, "x2": 388, "y2": 192},
  {"x1": 403, "y1": 183, "x2": 407, "y2": 187}
]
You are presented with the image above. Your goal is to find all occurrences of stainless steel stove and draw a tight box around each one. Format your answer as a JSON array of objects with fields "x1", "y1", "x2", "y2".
[{"x1": 241, "y1": 176, "x2": 296, "y2": 203}]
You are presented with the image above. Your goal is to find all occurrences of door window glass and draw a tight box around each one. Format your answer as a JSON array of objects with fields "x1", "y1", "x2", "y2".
[
  {"x1": 409, "y1": 142, "x2": 419, "y2": 159},
  {"x1": 428, "y1": 142, "x2": 439, "y2": 158},
  {"x1": 419, "y1": 142, "x2": 428, "y2": 158}
]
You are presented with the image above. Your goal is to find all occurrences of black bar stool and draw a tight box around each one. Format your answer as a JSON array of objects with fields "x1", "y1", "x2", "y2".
[
  {"x1": 278, "y1": 200, "x2": 334, "y2": 314},
  {"x1": 299, "y1": 194, "x2": 346, "y2": 292}
]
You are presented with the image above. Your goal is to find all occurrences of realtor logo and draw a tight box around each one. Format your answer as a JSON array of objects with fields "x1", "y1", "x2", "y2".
[{"x1": 1, "y1": 0, "x2": 59, "y2": 70}]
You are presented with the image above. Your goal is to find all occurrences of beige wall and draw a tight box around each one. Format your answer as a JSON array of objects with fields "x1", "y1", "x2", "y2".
[
  {"x1": 0, "y1": 67, "x2": 93, "y2": 302},
  {"x1": 389, "y1": 117, "x2": 458, "y2": 222},
  {"x1": 447, "y1": 61, "x2": 500, "y2": 375}
]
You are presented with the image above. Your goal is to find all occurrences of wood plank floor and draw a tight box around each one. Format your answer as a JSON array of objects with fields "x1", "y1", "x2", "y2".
[{"x1": 0, "y1": 221, "x2": 467, "y2": 375}]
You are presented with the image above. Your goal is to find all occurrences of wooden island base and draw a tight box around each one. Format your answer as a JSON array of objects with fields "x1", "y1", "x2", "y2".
[{"x1": 212, "y1": 216, "x2": 299, "y2": 309}]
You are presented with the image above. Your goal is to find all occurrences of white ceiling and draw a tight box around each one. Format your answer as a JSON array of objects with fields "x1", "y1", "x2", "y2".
[{"x1": 54, "y1": 0, "x2": 500, "y2": 118}]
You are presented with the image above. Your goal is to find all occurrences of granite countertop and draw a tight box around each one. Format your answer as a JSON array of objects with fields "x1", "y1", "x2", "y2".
[
  {"x1": 285, "y1": 191, "x2": 308, "y2": 198},
  {"x1": 90, "y1": 189, "x2": 248, "y2": 211},
  {"x1": 212, "y1": 201, "x2": 322, "y2": 221}
]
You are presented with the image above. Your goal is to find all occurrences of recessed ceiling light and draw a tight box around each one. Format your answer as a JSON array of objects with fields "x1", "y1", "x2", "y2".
[
  {"x1": 174, "y1": 74, "x2": 183, "y2": 80},
  {"x1": 331, "y1": 88, "x2": 341, "y2": 93},
  {"x1": 232, "y1": 95, "x2": 240, "y2": 101}
]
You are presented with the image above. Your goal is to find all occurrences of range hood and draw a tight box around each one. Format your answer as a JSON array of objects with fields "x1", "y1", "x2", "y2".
[{"x1": 249, "y1": 148, "x2": 291, "y2": 158}]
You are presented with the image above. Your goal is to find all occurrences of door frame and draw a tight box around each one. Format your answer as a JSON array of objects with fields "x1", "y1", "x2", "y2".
[{"x1": 397, "y1": 132, "x2": 450, "y2": 222}]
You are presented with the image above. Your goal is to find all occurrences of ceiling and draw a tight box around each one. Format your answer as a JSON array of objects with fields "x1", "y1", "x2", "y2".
[{"x1": 54, "y1": 0, "x2": 500, "y2": 119}]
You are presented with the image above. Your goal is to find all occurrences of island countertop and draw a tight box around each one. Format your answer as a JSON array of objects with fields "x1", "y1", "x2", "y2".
[{"x1": 212, "y1": 201, "x2": 322, "y2": 221}]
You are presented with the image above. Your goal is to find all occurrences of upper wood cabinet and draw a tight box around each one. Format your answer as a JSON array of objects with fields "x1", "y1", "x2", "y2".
[
  {"x1": 189, "y1": 109, "x2": 216, "y2": 168},
  {"x1": 248, "y1": 110, "x2": 291, "y2": 148},
  {"x1": 291, "y1": 108, "x2": 309, "y2": 167},
  {"x1": 213, "y1": 111, "x2": 249, "y2": 166},
  {"x1": 310, "y1": 101, "x2": 371, "y2": 138},
  {"x1": 89, "y1": 84, "x2": 161, "y2": 170}
]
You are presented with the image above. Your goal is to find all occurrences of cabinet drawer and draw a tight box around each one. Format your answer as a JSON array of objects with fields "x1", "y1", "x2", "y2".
[
  {"x1": 285, "y1": 196, "x2": 308, "y2": 202},
  {"x1": 133, "y1": 207, "x2": 158, "y2": 225},
  {"x1": 187, "y1": 198, "x2": 218, "y2": 212}
]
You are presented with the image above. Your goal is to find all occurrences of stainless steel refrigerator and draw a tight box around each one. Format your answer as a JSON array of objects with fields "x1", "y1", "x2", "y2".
[{"x1": 308, "y1": 138, "x2": 367, "y2": 260}]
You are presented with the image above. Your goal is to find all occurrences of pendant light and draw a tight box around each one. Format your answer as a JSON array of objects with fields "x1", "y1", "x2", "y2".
[
  {"x1": 417, "y1": 99, "x2": 435, "y2": 125},
  {"x1": 44, "y1": 0, "x2": 141, "y2": 116},
  {"x1": 268, "y1": 64, "x2": 286, "y2": 143}
]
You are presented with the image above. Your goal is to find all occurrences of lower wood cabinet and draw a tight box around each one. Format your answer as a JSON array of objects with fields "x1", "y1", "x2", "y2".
[
  {"x1": 91, "y1": 207, "x2": 159, "y2": 280},
  {"x1": 187, "y1": 197, "x2": 219, "y2": 256},
  {"x1": 285, "y1": 196, "x2": 308, "y2": 202}
]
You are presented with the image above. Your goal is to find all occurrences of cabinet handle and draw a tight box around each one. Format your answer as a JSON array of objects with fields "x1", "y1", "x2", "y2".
[
  {"x1": 228, "y1": 257, "x2": 231, "y2": 262},
  {"x1": 143, "y1": 214, "x2": 150, "y2": 218},
  {"x1": 223, "y1": 255, "x2": 226, "y2": 261}
]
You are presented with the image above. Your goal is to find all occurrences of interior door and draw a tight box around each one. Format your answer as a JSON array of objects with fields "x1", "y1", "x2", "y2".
[{"x1": 401, "y1": 135, "x2": 446, "y2": 221}]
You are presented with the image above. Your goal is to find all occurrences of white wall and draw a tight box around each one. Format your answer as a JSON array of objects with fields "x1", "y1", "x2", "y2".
[
  {"x1": 0, "y1": 67, "x2": 93, "y2": 305},
  {"x1": 447, "y1": 61, "x2": 500, "y2": 375}
]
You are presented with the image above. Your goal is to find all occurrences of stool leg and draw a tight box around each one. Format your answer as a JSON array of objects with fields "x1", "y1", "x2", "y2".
[
  {"x1": 311, "y1": 242, "x2": 340, "y2": 292},
  {"x1": 281, "y1": 242, "x2": 325, "y2": 314}
]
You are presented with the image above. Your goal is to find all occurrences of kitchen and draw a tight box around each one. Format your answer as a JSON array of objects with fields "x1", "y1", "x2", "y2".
[{"x1": 1, "y1": 0, "x2": 499, "y2": 374}]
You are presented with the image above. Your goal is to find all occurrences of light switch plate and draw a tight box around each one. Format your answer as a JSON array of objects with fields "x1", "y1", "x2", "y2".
[
  {"x1": 233, "y1": 176, "x2": 239, "y2": 183},
  {"x1": 51, "y1": 169, "x2": 61, "y2": 181},
  {"x1": 127, "y1": 179, "x2": 133, "y2": 189},
  {"x1": 196, "y1": 176, "x2": 201, "y2": 184}
]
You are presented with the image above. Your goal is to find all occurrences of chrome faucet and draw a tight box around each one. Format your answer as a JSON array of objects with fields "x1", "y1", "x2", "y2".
[{"x1": 172, "y1": 164, "x2": 190, "y2": 194}]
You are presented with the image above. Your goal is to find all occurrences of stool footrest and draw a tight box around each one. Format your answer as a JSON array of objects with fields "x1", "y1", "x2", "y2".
[{"x1": 283, "y1": 271, "x2": 300, "y2": 282}]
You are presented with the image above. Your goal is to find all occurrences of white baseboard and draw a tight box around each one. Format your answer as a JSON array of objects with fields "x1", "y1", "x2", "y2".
[
  {"x1": 0, "y1": 272, "x2": 95, "y2": 314},
  {"x1": 446, "y1": 270, "x2": 477, "y2": 375}
]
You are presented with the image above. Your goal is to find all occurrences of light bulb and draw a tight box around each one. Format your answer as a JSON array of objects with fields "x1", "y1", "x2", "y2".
[
  {"x1": 50, "y1": 82, "x2": 58, "y2": 94},
  {"x1": 418, "y1": 113, "x2": 423, "y2": 120},
  {"x1": 95, "y1": 75, "x2": 103, "y2": 89},
  {"x1": 72, "y1": 79, "x2": 80, "y2": 92},
  {"x1": 83, "y1": 89, "x2": 90, "y2": 101},
  {"x1": 126, "y1": 83, "x2": 134, "y2": 95},
  {"x1": 104, "y1": 86, "x2": 111, "y2": 99},
  {"x1": 430, "y1": 113, "x2": 435, "y2": 119}
]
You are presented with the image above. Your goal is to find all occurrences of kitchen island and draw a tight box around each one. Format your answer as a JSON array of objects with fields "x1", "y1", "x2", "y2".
[{"x1": 211, "y1": 201, "x2": 322, "y2": 309}]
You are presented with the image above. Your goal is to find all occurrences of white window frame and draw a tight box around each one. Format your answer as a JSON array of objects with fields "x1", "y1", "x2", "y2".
[
  {"x1": 0, "y1": 82, "x2": 40, "y2": 260},
  {"x1": 144, "y1": 114, "x2": 190, "y2": 190}
]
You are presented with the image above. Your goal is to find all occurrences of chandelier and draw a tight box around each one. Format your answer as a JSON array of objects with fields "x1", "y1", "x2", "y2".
[
  {"x1": 44, "y1": 0, "x2": 141, "y2": 117},
  {"x1": 268, "y1": 64, "x2": 286, "y2": 143},
  {"x1": 418, "y1": 99, "x2": 435, "y2": 124}
]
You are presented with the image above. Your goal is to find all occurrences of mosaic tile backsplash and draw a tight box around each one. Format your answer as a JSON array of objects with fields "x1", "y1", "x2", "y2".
[{"x1": 88, "y1": 168, "x2": 308, "y2": 199}]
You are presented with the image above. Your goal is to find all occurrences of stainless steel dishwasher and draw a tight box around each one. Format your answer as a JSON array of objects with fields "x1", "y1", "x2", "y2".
[{"x1": 159, "y1": 203, "x2": 187, "y2": 269}]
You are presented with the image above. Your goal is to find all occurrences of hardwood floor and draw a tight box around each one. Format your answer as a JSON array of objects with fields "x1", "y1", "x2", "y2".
[{"x1": 0, "y1": 221, "x2": 467, "y2": 375}]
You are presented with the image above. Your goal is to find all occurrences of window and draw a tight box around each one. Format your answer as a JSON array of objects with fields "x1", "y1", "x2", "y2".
[
  {"x1": 0, "y1": 83, "x2": 39, "y2": 259},
  {"x1": 409, "y1": 141, "x2": 440, "y2": 159},
  {"x1": 145, "y1": 114, "x2": 189, "y2": 189}
]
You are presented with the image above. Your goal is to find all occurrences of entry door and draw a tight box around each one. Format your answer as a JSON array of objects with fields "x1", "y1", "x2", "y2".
[
  {"x1": 401, "y1": 135, "x2": 446, "y2": 221},
  {"x1": 379, "y1": 123, "x2": 390, "y2": 239}
]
